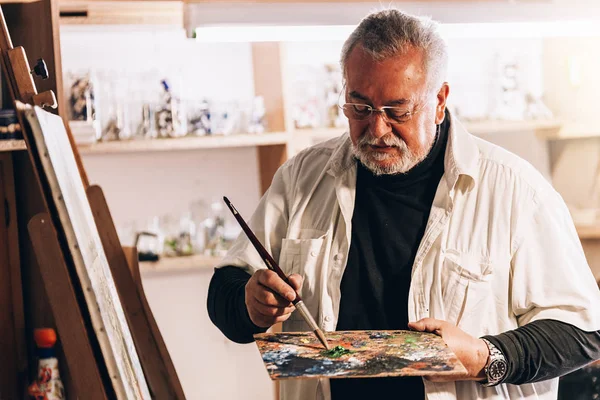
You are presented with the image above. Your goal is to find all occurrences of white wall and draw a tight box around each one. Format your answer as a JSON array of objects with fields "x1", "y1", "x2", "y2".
[
  {"x1": 82, "y1": 148, "x2": 261, "y2": 243},
  {"x1": 141, "y1": 268, "x2": 274, "y2": 400}
]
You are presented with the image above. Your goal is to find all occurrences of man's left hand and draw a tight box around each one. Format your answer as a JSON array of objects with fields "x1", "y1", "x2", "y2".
[{"x1": 408, "y1": 318, "x2": 489, "y2": 382}]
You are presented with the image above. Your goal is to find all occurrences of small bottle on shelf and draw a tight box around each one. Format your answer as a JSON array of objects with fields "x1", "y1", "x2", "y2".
[{"x1": 27, "y1": 328, "x2": 66, "y2": 400}]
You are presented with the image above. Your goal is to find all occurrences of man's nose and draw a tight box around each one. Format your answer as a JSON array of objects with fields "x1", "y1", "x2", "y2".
[{"x1": 369, "y1": 111, "x2": 391, "y2": 138}]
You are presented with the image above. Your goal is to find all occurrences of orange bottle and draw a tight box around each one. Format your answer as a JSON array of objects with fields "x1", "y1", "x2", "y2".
[{"x1": 28, "y1": 328, "x2": 66, "y2": 400}]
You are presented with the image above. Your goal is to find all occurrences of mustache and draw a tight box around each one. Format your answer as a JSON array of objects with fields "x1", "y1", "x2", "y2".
[{"x1": 357, "y1": 132, "x2": 405, "y2": 148}]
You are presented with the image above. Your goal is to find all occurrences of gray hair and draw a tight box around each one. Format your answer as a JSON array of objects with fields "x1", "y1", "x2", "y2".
[{"x1": 340, "y1": 8, "x2": 448, "y2": 93}]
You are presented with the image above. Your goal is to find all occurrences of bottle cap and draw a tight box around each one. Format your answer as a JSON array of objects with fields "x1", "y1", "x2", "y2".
[{"x1": 34, "y1": 328, "x2": 57, "y2": 348}]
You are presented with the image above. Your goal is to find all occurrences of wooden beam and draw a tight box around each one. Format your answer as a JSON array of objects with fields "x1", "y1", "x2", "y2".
[
  {"x1": 252, "y1": 42, "x2": 289, "y2": 194},
  {"x1": 252, "y1": 42, "x2": 288, "y2": 133},
  {"x1": 59, "y1": 1, "x2": 184, "y2": 26},
  {"x1": 0, "y1": 0, "x2": 41, "y2": 3},
  {"x1": 0, "y1": 155, "x2": 20, "y2": 400},
  {"x1": 257, "y1": 143, "x2": 287, "y2": 195},
  {"x1": 0, "y1": 153, "x2": 27, "y2": 394}
]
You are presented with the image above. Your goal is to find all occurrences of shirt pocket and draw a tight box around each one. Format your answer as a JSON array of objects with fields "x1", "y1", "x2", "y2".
[
  {"x1": 279, "y1": 231, "x2": 327, "y2": 331},
  {"x1": 441, "y1": 250, "x2": 494, "y2": 333}
]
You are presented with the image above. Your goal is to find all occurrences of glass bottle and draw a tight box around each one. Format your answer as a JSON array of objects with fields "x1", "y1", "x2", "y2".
[{"x1": 27, "y1": 328, "x2": 66, "y2": 400}]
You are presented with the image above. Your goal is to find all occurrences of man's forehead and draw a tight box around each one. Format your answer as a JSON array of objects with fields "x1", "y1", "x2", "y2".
[
  {"x1": 344, "y1": 45, "x2": 428, "y2": 103},
  {"x1": 345, "y1": 44, "x2": 426, "y2": 73}
]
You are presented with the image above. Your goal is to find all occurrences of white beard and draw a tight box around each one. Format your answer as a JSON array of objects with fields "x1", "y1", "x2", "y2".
[{"x1": 351, "y1": 130, "x2": 432, "y2": 176}]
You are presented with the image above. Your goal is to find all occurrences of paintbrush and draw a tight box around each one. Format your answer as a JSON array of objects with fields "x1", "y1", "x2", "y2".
[{"x1": 223, "y1": 196, "x2": 330, "y2": 351}]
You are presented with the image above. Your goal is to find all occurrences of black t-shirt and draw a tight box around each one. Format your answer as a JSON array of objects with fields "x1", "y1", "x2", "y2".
[{"x1": 331, "y1": 119, "x2": 449, "y2": 399}]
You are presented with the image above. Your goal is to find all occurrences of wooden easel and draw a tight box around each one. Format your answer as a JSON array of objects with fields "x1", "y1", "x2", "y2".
[{"x1": 0, "y1": 4, "x2": 184, "y2": 399}]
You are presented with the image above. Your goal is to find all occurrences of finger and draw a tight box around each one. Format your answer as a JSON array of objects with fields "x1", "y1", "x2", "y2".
[
  {"x1": 247, "y1": 274, "x2": 292, "y2": 307},
  {"x1": 249, "y1": 271, "x2": 292, "y2": 306},
  {"x1": 253, "y1": 286, "x2": 293, "y2": 307},
  {"x1": 408, "y1": 318, "x2": 445, "y2": 334},
  {"x1": 287, "y1": 274, "x2": 303, "y2": 292},
  {"x1": 247, "y1": 304, "x2": 272, "y2": 328},
  {"x1": 251, "y1": 300, "x2": 295, "y2": 318},
  {"x1": 257, "y1": 269, "x2": 296, "y2": 302},
  {"x1": 249, "y1": 307, "x2": 293, "y2": 328}
]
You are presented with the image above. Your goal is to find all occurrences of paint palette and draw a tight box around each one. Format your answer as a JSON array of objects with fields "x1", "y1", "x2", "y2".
[{"x1": 254, "y1": 330, "x2": 467, "y2": 380}]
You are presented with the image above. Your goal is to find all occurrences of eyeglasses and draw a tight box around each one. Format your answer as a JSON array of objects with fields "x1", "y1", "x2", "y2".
[{"x1": 339, "y1": 103, "x2": 421, "y2": 124}]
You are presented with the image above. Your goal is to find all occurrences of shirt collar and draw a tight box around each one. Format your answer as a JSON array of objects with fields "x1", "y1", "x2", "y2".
[
  {"x1": 326, "y1": 134, "x2": 356, "y2": 178},
  {"x1": 443, "y1": 111, "x2": 479, "y2": 191}
]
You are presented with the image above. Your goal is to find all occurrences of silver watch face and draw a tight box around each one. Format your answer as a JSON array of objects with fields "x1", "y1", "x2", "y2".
[{"x1": 488, "y1": 359, "x2": 507, "y2": 381}]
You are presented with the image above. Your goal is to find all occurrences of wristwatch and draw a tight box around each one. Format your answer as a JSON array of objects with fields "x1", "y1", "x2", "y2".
[{"x1": 481, "y1": 338, "x2": 508, "y2": 387}]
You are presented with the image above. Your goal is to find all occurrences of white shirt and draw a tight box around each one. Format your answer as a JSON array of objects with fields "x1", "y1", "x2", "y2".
[{"x1": 218, "y1": 112, "x2": 600, "y2": 400}]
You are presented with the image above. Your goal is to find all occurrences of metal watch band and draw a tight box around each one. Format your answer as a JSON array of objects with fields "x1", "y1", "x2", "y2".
[{"x1": 481, "y1": 338, "x2": 508, "y2": 387}]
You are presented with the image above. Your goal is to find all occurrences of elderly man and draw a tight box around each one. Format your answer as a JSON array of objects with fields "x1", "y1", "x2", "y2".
[{"x1": 207, "y1": 8, "x2": 600, "y2": 400}]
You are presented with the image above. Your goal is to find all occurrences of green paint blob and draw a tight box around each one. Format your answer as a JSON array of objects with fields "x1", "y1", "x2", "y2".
[
  {"x1": 405, "y1": 336, "x2": 417, "y2": 343},
  {"x1": 321, "y1": 345, "x2": 352, "y2": 358}
]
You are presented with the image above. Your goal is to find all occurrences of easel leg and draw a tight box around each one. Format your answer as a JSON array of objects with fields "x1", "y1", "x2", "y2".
[
  {"x1": 87, "y1": 185, "x2": 186, "y2": 400},
  {"x1": 0, "y1": 154, "x2": 21, "y2": 400},
  {"x1": 1, "y1": 153, "x2": 27, "y2": 395}
]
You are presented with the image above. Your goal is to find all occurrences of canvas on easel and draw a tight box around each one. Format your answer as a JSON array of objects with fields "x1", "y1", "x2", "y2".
[{"x1": 21, "y1": 104, "x2": 151, "y2": 399}]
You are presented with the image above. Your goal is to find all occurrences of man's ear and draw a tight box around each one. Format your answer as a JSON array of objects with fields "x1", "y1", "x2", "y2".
[{"x1": 435, "y1": 82, "x2": 450, "y2": 125}]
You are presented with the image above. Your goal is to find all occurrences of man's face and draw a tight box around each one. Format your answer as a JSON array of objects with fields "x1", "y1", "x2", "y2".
[{"x1": 344, "y1": 45, "x2": 448, "y2": 175}]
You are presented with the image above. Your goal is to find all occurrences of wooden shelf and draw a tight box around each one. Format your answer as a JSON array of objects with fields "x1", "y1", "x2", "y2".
[
  {"x1": 462, "y1": 119, "x2": 562, "y2": 136},
  {"x1": 292, "y1": 127, "x2": 346, "y2": 138},
  {"x1": 0, "y1": 0, "x2": 41, "y2": 3},
  {"x1": 291, "y1": 120, "x2": 563, "y2": 141},
  {"x1": 576, "y1": 225, "x2": 600, "y2": 240},
  {"x1": 537, "y1": 122, "x2": 599, "y2": 140},
  {"x1": 75, "y1": 120, "x2": 567, "y2": 156},
  {"x1": 0, "y1": 140, "x2": 26, "y2": 153},
  {"x1": 78, "y1": 132, "x2": 289, "y2": 155},
  {"x1": 288, "y1": 120, "x2": 563, "y2": 148},
  {"x1": 59, "y1": 1, "x2": 184, "y2": 26},
  {"x1": 140, "y1": 253, "x2": 221, "y2": 274}
]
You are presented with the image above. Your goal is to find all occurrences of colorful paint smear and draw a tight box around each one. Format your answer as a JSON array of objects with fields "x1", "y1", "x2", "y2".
[{"x1": 253, "y1": 330, "x2": 467, "y2": 380}]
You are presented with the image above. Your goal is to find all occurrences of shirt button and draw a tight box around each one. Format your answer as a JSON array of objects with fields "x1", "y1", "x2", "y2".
[
  {"x1": 324, "y1": 315, "x2": 332, "y2": 322},
  {"x1": 310, "y1": 251, "x2": 317, "y2": 257}
]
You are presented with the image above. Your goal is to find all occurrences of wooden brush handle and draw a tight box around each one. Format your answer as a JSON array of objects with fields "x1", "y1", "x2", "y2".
[{"x1": 223, "y1": 196, "x2": 302, "y2": 304}]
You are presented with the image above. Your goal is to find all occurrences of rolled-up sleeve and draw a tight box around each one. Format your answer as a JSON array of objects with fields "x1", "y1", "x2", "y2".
[{"x1": 510, "y1": 188, "x2": 600, "y2": 331}]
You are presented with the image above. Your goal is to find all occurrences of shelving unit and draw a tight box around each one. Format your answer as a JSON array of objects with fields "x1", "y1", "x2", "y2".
[{"x1": 0, "y1": 140, "x2": 26, "y2": 152}]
